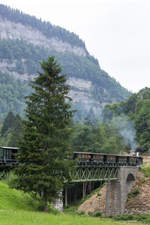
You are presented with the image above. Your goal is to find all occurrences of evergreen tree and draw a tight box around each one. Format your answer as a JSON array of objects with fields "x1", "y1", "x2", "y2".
[
  {"x1": 1, "y1": 111, "x2": 16, "y2": 136},
  {"x1": 8, "y1": 115, "x2": 24, "y2": 147},
  {"x1": 14, "y1": 56, "x2": 74, "y2": 211},
  {"x1": 135, "y1": 99, "x2": 150, "y2": 152}
]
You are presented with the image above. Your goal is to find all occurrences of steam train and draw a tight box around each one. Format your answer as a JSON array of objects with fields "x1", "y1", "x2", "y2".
[
  {"x1": 73, "y1": 152, "x2": 143, "y2": 167},
  {"x1": 0, "y1": 146, "x2": 143, "y2": 167}
]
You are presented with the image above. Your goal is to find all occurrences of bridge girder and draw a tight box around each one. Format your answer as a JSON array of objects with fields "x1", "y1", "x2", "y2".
[{"x1": 70, "y1": 166, "x2": 119, "y2": 183}]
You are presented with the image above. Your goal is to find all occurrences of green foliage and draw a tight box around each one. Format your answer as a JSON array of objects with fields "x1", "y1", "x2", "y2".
[
  {"x1": 0, "y1": 71, "x2": 31, "y2": 121},
  {"x1": 8, "y1": 114, "x2": 24, "y2": 147},
  {"x1": 102, "y1": 87, "x2": 150, "y2": 152},
  {"x1": 114, "y1": 214, "x2": 134, "y2": 221},
  {"x1": 0, "y1": 181, "x2": 40, "y2": 211},
  {"x1": 88, "y1": 211, "x2": 102, "y2": 217},
  {"x1": 37, "y1": 202, "x2": 60, "y2": 214},
  {"x1": 140, "y1": 166, "x2": 150, "y2": 177},
  {"x1": 135, "y1": 99, "x2": 150, "y2": 152},
  {"x1": 70, "y1": 122, "x2": 128, "y2": 154},
  {"x1": 0, "y1": 175, "x2": 142, "y2": 225},
  {"x1": 14, "y1": 56, "x2": 74, "y2": 210},
  {"x1": 1, "y1": 112, "x2": 16, "y2": 136},
  {"x1": 114, "y1": 213, "x2": 150, "y2": 223},
  {"x1": 0, "y1": 112, "x2": 24, "y2": 147},
  {"x1": 127, "y1": 188, "x2": 140, "y2": 201},
  {"x1": 0, "y1": 210, "x2": 130, "y2": 225}
]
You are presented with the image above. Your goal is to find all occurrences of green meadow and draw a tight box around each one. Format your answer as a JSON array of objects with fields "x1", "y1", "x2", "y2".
[{"x1": 0, "y1": 181, "x2": 147, "y2": 225}]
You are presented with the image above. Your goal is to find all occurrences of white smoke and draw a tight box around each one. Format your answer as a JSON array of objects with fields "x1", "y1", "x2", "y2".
[{"x1": 111, "y1": 115, "x2": 137, "y2": 151}]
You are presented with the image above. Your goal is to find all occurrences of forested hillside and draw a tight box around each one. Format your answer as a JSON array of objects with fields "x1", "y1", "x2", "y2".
[
  {"x1": 102, "y1": 87, "x2": 150, "y2": 152},
  {"x1": 0, "y1": 4, "x2": 131, "y2": 121}
]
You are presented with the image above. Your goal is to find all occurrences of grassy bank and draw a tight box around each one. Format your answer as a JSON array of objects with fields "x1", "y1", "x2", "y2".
[
  {"x1": 0, "y1": 181, "x2": 39, "y2": 211},
  {"x1": 0, "y1": 180, "x2": 147, "y2": 225}
]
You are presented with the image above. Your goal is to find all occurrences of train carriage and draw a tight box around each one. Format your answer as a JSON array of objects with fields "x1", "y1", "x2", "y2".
[
  {"x1": 105, "y1": 155, "x2": 116, "y2": 166},
  {"x1": 73, "y1": 152, "x2": 143, "y2": 167},
  {"x1": 117, "y1": 156, "x2": 128, "y2": 166},
  {"x1": 0, "y1": 147, "x2": 143, "y2": 167},
  {"x1": 92, "y1": 153, "x2": 104, "y2": 166},
  {"x1": 73, "y1": 152, "x2": 92, "y2": 166},
  {"x1": 0, "y1": 146, "x2": 18, "y2": 164}
]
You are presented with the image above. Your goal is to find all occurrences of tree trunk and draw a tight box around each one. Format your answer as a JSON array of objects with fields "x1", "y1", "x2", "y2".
[{"x1": 44, "y1": 201, "x2": 49, "y2": 212}]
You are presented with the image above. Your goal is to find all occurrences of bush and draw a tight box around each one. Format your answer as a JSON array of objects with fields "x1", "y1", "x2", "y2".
[
  {"x1": 88, "y1": 211, "x2": 93, "y2": 216},
  {"x1": 114, "y1": 214, "x2": 134, "y2": 220},
  {"x1": 64, "y1": 206, "x2": 78, "y2": 214},
  {"x1": 114, "y1": 214, "x2": 150, "y2": 223},
  {"x1": 92, "y1": 211, "x2": 102, "y2": 217},
  {"x1": 127, "y1": 188, "x2": 140, "y2": 201},
  {"x1": 77, "y1": 211, "x2": 85, "y2": 216},
  {"x1": 37, "y1": 202, "x2": 60, "y2": 214},
  {"x1": 136, "y1": 214, "x2": 150, "y2": 222},
  {"x1": 88, "y1": 211, "x2": 102, "y2": 217},
  {"x1": 141, "y1": 167, "x2": 150, "y2": 177}
]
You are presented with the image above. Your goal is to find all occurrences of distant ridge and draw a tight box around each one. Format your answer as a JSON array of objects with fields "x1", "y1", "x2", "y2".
[{"x1": 0, "y1": 4, "x2": 131, "y2": 120}]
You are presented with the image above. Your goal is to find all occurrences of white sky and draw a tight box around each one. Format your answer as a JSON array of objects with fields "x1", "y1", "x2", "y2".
[{"x1": 0, "y1": 0, "x2": 150, "y2": 93}]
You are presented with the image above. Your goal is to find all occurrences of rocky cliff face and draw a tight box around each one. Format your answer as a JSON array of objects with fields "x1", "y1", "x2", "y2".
[
  {"x1": 0, "y1": 17, "x2": 86, "y2": 57},
  {"x1": 0, "y1": 4, "x2": 131, "y2": 120},
  {"x1": 0, "y1": 58, "x2": 102, "y2": 118}
]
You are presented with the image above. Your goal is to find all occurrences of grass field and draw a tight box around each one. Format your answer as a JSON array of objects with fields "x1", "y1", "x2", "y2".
[
  {"x1": 0, "y1": 210, "x2": 144, "y2": 225},
  {"x1": 0, "y1": 181, "x2": 147, "y2": 225}
]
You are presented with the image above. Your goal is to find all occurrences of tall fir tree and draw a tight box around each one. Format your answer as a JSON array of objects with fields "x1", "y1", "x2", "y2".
[{"x1": 14, "y1": 56, "x2": 74, "y2": 211}]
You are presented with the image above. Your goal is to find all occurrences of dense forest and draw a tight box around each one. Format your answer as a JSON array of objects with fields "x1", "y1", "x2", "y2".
[
  {"x1": 102, "y1": 87, "x2": 150, "y2": 153},
  {"x1": 0, "y1": 71, "x2": 30, "y2": 118},
  {"x1": 0, "y1": 111, "x2": 130, "y2": 155}
]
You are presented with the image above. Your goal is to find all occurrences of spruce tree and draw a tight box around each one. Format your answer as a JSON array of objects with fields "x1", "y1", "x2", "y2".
[{"x1": 14, "y1": 56, "x2": 74, "y2": 211}]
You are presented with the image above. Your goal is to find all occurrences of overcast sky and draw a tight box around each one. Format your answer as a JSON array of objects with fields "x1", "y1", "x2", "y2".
[{"x1": 0, "y1": 0, "x2": 150, "y2": 93}]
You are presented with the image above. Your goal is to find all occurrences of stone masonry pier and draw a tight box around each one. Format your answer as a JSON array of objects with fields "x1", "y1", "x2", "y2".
[{"x1": 105, "y1": 166, "x2": 138, "y2": 216}]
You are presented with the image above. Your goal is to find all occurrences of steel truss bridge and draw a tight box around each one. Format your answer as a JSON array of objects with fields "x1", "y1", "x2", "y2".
[{"x1": 70, "y1": 166, "x2": 119, "y2": 183}]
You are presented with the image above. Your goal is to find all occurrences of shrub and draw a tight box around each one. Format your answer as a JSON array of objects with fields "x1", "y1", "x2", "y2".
[
  {"x1": 127, "y1": 188, "x2": 140, "y2": 201},
  {"x1": 141, "y1": 167, "x2": 150, "y2": 177},
  {"x1": 88, "y1": 211, "x2": 102, "y2": 217},
  {"x1": 77, "y1": 211, "x2": 85, "y2": 216},
  {"x1": 114, "y1": 214, "x2": 134, "y2": 220},
  {"x1": 92, "y1": 211, "x2": 102, "y2": 217}
]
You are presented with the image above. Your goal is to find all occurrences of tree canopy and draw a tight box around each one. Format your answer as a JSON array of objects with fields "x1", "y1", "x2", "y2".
[{"x1": 102, "y1": 87, "x2": 150, "y2": 153}]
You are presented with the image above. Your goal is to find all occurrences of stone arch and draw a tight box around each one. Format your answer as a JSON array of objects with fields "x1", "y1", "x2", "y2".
[
  {"x1": 126, "y1": 173, "x2": 135, "y2": 182},
  {"x1": 126, "y1": 173, "x2": 136, "y2": 193}
]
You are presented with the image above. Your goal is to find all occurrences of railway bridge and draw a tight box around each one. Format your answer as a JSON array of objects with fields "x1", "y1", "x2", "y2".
[
  {"x1": 0, "y1": 147, "x2": 142, "y2": 215},
  {"x1": 62, "y1": 164, "x2": 139, "y2": 216}
]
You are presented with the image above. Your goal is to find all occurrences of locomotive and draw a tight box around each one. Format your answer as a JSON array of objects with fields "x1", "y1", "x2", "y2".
[{"x1": 73, "y1": 152, "x2": 143, "y2": 167}]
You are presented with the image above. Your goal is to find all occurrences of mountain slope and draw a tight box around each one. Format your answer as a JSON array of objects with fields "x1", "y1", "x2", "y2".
[{"x1": 0, "y1": 4, "x2": 131, "y2": 120}]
